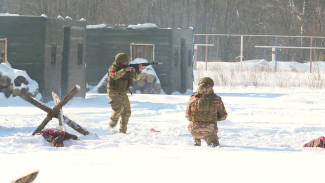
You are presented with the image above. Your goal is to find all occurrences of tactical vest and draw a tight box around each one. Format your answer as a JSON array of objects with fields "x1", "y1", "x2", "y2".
[
  {"x1": 191, "y1": 94, "x2": 218, "y2": 122},
  {"x1": 108, "y1": 65, "x2": 133, "y2": 93}
]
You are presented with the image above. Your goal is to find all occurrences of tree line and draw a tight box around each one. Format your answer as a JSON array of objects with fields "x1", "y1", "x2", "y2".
[{"x1": 1, "y1": 0, "x2": 325, "y2": 61}]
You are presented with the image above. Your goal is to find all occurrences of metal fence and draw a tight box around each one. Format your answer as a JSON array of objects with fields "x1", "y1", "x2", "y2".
[{"x1": 194, "y1": 34, "x2": 325, "y2": 64}]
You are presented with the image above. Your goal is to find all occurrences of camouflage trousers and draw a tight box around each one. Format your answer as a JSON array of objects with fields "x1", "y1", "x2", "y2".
[
  {"x1": 108, "y1": 90, "x2": 131, "y2": 133},
  {"x1": 188, "y1": 121, "x2": 219, "y2": 146}
]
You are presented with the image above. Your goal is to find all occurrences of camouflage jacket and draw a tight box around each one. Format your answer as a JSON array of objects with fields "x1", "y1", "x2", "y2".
[
  {"x1": 107, "y1": 64, "x2": 141, "y2": 94},
  {"x1": 186, "y1": 92, "x2": 227, "y2": 122}
]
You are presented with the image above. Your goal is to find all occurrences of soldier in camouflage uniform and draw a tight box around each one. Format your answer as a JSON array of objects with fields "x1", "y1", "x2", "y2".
[
  {"x1": 186, "y1": 77, "x2": 227, "y2": 147},
  {"x1": 107, "y1": 53, "x2": 142, "y2": 133}
]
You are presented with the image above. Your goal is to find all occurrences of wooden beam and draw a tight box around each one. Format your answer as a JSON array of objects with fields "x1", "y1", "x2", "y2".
[
  {"x1": 26, "y1": 96, "x2": 90, "y2": 136},
  {"x1": 52, "y1": 91, "x2": 64, "y2": 131},
  {"x1": 32, "y1": 85, "x2": 80, "y2": 135}
]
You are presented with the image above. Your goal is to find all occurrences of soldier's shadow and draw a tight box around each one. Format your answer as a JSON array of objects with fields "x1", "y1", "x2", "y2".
[
  {"x1": 218, "y1": 92, "x2": 286, "y2": 98},
  {"x1": 131, "y1": 101, "x2": 187, "y2": 110},
  {"x1": 221, "y1": 144, "x2": 300, "y2": 152}
]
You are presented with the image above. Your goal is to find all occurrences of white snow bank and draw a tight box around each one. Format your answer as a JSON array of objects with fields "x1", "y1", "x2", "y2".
[
  {"x1": 237, "y1": 59, "x2": 325, "y2": 72},
  {"x1": 1, "y1": 90, "x2": 325, "y2": 183},
  {"x1": 88, "y1": 73, "x2": 108, "y2": 93}
]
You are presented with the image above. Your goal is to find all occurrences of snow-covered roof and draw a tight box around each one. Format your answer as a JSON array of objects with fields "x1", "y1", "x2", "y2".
[
  {"x1": 65, "y1": 16, "x2": 72, "y2": 20},
  {"x1": 57, "y1": 15, "x2": 64, "y2": 20},
  {"x1": 0, "y1": 13, "x2": 19, "y2": 16},
  {"x1": 127, "y1": 23, "x2": 158, "y2": 29},
  {"x1": 86, "y1": 24, "x2": 108, "y2": 29}
]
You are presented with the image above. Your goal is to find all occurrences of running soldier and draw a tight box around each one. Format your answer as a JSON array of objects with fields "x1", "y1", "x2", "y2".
[
  {"x1": 107, "y1": 53, "x2": 141, "y2": 133},
  {"x1": 186, "y1": 77, "x2": 227, "y2": 147}
]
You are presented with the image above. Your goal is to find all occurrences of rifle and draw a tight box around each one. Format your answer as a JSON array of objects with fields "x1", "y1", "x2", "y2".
[{"x1": 129, "y1": 62, "x2": 162, "y2": 74}]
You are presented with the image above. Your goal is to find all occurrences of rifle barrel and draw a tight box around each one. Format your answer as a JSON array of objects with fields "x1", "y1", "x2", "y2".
[{"x1": 142, "y1": 62, "x2": 161, "y2": 66}]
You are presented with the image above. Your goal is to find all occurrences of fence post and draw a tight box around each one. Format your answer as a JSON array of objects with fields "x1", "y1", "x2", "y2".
[
  {"x1": 205, "y1": 35, "x2": 208, "y2": 71},
  {"x1": 310, "y1": 37, "x2": 313, "y2": 73},
  {"x1": 240, "y1": 35, "x2": 243, "y2": 62},
  {"x1": 216, "y1": 37, "x2": 219, "y2": 61},
  {"x1": 194, "y1": 45, "x2": 198, "y2": 70},
  {"x1": 275, "y1": 36, "x2": 278, "y2": 71},
  {"x1": 272, "y1": 47, "x2": 276, "y2": 70}
]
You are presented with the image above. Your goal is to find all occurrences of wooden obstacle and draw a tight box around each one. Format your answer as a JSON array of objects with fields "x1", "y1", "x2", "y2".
[{"x1": 25, "y1": 85, "x2": 90, "y2": 136}]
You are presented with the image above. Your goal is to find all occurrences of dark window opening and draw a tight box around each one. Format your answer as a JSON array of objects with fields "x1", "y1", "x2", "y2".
[
  {"x1": 78, "y1": 43, "x2": 83, "y2": 65},
  {"x1": 51, "y1": 44, "x2": 57, "y2": 64},
  {"x1": 173, "y1": 49, "x2": 178, "y2": 66}
]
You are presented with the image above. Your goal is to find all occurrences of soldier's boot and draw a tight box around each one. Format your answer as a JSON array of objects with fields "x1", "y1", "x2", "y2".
[
  {"x1": 193, "y1": 138, "x2": 201, "y2": 146},
  {"x1": 109, "y1": 111, "x2": 120, "y2": 129},
  {"x1": 119, "y1": 116, "x2": 129, "y2": 133},
  {"x1": 119, "y1": 126, "x2": 127, "y2": 133},
  {"x1": 108, "y1": 120, "x2": 117, "y2": 133},
  {"x1": 206, "y1": 136, "x2": 220, "y2": 147},
  {"x1": 108, "y1": 118, "x2": 119, "y2": 134}
]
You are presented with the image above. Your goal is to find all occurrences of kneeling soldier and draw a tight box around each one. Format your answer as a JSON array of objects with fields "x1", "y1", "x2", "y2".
[{"x1": 186, "y1": 77, "x2": 227, "y2": 147}]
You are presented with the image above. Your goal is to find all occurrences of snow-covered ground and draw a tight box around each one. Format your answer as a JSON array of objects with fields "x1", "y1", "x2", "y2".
[{"x1": 1, "y1": 60, "x2": 325, "y2": 183}]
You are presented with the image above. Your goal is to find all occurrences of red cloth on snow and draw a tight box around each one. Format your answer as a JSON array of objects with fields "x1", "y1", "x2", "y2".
[
  {"x1": 303, "y1": 136, "x2": 325, "y2": 148},
  {"x1": 40, "y1": 128, "x2": 78, "y2": 147}
]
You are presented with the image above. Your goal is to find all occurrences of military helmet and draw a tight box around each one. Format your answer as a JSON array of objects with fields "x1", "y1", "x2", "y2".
[
  {"x1": 114, "y1": 52, "x2": 129, "y2": 64},
  {"x1": 199, "y1": 77, "x2": 214, "y2": 87}
]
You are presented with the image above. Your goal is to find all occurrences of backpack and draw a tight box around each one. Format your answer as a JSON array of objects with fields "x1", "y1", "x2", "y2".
[{"x1": 191, "y1": 94, "x2": 218, "y2": 122}]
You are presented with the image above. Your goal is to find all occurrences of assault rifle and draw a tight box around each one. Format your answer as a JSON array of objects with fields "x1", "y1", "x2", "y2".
[{"x1": 129, "y1": 62, "x2": 162, "y2": 74}]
